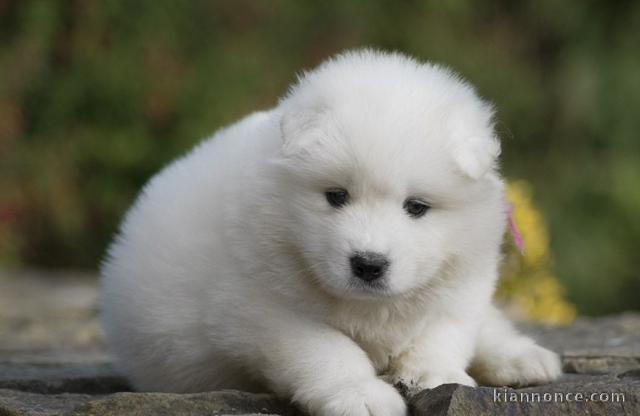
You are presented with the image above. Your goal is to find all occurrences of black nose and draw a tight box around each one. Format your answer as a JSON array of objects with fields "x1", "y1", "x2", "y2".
[{"x1": 349, "y1": 252, "x2": 389, "y2": 282}]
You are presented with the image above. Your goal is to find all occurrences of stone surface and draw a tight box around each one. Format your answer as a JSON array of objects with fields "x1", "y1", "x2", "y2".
[
  {"x1": 0, "y1": 388, "x2": 298, "y2": 416},
  {"x1": 1, "y1": 271, "x2": 639, "y2": 415},
  {"x1": 410, "y1": 373, "x2": 640, "y2": 416}
]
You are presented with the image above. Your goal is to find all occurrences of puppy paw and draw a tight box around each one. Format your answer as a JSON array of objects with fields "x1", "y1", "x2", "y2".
[
  {"x1": 471, "y1": 343, "x2": 562, "y2": 387},
  {"x1": 392, "y1": 368, "x2": 476, "y2": 392},
  {"x1": 417, "y1": 370, "x2": 477, "y2": 389},
  {"x1": 310, "y1": 377, "x2": 407, "y2": 416}
]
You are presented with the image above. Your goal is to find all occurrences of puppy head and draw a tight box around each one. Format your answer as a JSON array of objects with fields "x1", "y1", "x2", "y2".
[{"x1": 274, "y1": 50, "x2": 505, "y2": 300}]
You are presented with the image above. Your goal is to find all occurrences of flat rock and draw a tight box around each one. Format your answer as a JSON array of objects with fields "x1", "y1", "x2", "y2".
[
  {"x1": 410, "y1": 373, "x2": 640, "y2": 416},
  {"x1": 1, "y1": 271, "x2": 639, "y2": 415},
  {"x1": 0, "y1": 388, "x2": 298, "y2": 416}
]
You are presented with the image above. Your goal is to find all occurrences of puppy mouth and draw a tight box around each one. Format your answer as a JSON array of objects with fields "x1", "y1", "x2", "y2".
[{"x1": 346, "y1": 277, "x2": 394, "y2": 298}]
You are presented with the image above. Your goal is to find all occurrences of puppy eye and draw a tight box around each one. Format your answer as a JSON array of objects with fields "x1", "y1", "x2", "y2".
[
  {"x1": 325, "y1": 188, "x2": 349, "y2": 208},
  {"x1": 404, "y1": 198, "x2": 430, "y2": 218}
]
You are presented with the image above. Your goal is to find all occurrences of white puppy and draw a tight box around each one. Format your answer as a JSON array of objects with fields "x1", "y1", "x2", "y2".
[{"x1": 100, "y1": 50, "x2": 561, "y2": 415}]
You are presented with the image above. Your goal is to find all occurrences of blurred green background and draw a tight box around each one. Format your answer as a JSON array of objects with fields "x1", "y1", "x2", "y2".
[{"x1": 1, "y1": 1, "x2": 638, "y2": 316}]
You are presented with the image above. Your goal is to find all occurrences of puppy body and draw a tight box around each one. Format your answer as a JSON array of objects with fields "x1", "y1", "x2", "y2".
[{"x1": 101, "y1": 50, "x2": 561, "y2": 416}]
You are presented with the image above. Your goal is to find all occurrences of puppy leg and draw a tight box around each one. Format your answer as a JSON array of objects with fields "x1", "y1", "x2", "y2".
[
  {"x1": 469, "y1": 305, "x2": 562, "y2": 387},
  {"x1": 246, "y1": 315, "x2": 407, "y2": 416}
]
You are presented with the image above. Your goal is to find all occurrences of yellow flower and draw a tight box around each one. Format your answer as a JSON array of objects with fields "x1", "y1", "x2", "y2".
[{"x1": 497, "y1": 180, "x2": 576, "y2": 325}]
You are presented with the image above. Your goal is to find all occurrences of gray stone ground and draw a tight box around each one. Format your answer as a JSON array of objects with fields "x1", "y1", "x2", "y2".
[{"x1": 1, "y1": 271, "x2": 638, "y2": 415}]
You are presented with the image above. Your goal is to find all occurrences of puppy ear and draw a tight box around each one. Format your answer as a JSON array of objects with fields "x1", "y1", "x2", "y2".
[
  {"x1": 448, "y1": 99, "x2": 501, "y2": 179},
  {"x1": 452, "y1": 134, "x2": 501, "y2": 179},
  {"x1": 279, "y1": 108, "x2": 325, "y2": 156}
]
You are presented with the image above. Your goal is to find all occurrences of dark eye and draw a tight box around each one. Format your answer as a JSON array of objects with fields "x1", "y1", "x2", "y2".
[
  {"x1": 325, "y1": 188, "x2": 349, "y2": 208},
  {"x1": 404, "y1": 198, "x2": 430, "y2": 218}
]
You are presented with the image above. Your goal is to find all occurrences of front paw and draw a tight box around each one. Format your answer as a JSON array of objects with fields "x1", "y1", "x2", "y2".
[
  {"x1": 308, "y1": 377, "x2": 407, "y2": 416},
  {"x1": 471, "y1": 344, "x2": 562, "y2": 387},
  {"x1": 391, "y1": 368, "x2": 477, "y2": 392}
]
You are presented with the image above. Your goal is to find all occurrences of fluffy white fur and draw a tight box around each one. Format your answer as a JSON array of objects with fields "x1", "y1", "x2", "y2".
[{"x1": 100, "y1": 50, "x2": 561, "y2": 416}]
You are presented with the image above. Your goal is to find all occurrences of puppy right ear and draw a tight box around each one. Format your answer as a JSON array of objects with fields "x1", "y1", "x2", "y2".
[{"x1": 280, "y1": 108, "x2": 326, "y2": 156}]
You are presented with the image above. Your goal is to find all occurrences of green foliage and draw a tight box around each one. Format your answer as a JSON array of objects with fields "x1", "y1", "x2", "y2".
[{"x1": 1, "y1": 1, "x2": 639, "y2": 315}]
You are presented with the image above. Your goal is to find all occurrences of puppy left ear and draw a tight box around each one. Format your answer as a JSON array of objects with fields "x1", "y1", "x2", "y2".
[
  {"x1": 452, "y1": 134, "x2": 501, "y2": 179},
  {"x1": 279, "y1": 108, "x2": 325, "y2": 157}
]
